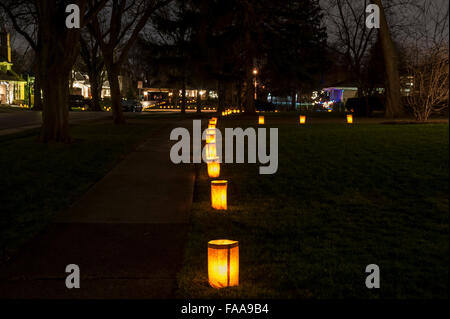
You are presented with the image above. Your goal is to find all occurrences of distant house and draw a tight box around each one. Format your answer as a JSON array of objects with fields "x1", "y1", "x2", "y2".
[
  {"x1": 70, "y1": 71, "x2": 111, "y2": 98},
  {"x1": 322, "y1": 83, "x2": 359, "y2": 105},
  {"x1": 322, "y1": 81, "x2": 386, "y2": 104},
  {"x1": 0, "y1": 30, "x2": 26, "y2": 105}
]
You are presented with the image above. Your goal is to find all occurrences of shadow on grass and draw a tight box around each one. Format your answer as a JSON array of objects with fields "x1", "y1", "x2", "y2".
[{"x1": 0, "y1": 121, "x2": 166, "y2": 263}]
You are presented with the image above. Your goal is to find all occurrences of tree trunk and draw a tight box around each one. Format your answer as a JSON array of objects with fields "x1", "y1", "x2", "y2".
[
  {"x1": 40, "y1": 70, "x2": 70, "y2": 142},
  {"x1": 217, "y1": 79, "x2": 226, "y2": 114},
  {"x1": 364, "y1": 94, "x2": 370, "y2": 116},
  {"x1": 196, "y1": 89, "x2": 201, "y2": 113},
  {"x1": 107, "y1": 66, "x2": 125, "y2": 124},
  {"x1": 243, "y1": 77, "x2": 255, "y2": 113},
  {"x1": 32, "y1": 0, "x2": 85, "y2": 142},
  {"x1": 69, "y1": 71, "x2": 74, "y2": 93},
  {"x1": 357, "y1": 80, "x2": 370, "y2": 116},
  {"x1": 242, "y1": 6, "x2": 255, "y2": 114},
  {"x1": 33, "y1": 72, "x2": 42, "y2": 111},
  {"x1": 32, "y1": 58, "x2": 42, "y2": 111},
  {"x1": 181, "y1": 81, "x2": 186, "y2": 114},
  {"x1": 181, "y1": 63, "x2": 187, "y2": 113},
  {"x1": 173, "y1": 89, "x2": 179, "y2": 108},
  {"x1": 237, "y1": 80, "x2": 243, "y2": 112},
  {"x1": 372, "y1": 0, "x2": 403, "y2": 118},
  {"x1": 90, "y1": 75, "x2": 102, "y2": 111}
]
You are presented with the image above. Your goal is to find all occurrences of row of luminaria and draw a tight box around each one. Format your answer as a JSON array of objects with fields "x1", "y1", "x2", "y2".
[
  {"x1": 205, "y1": 117, "x2": 238, "y2": 289},
  {"x1": 206, "y1": 112, "x2": 354, "y2": 289}
]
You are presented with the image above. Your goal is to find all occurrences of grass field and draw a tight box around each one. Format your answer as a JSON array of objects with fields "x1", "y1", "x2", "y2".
[
  {"x1": 0, "y1": 119, "x2": 164, "y2": 263},
  {"x1": 177, "y1": 114, "x2": 449, "y2": 299}
]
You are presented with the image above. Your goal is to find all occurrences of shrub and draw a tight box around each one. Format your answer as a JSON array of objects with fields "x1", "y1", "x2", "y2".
[
  {"x1": 255, "y1": 99, "x2": 276, "y2": 111},
  {"x1": 345, "y1": 96, "x2": 385, "y2": 117}
]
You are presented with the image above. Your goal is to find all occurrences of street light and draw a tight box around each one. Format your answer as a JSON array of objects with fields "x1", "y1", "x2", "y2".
[{"x1": 252, "y1": 68, "x2": 258, "y2": 100}]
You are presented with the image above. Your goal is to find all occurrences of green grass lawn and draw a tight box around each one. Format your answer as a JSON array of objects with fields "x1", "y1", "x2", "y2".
[
  {"x1": 177, "y1": 114, "x2": 449, "y2": 299},
  {"x1": 0, "y1": 119, "x2": 165, "y2": 263}
]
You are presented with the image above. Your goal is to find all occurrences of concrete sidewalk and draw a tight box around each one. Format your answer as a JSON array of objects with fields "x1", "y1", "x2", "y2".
[
  {"x1": 0, "y1": 111, "x2": 113, "y2": 136},
  {"x1": 0, "y1": 120, "x2": 196, "y2": 298}
]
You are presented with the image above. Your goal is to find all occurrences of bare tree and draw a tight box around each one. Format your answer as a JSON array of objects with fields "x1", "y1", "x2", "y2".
[
  {"x1": 323, "y1": 0, "x2": 421, "y2": 117},
  {"x1": 89, "y1": 0, "x2": 173, "y2": 124},
  {"x1": 1, "y1": 0, "x2": 107, "y2": 142},
  {"x1": 149, "y1": 1, "x2": 194, "y2": 114},
  {"x1": 80, "y1": 30, "x2": 104, "y2": 111},
  {"x1": 402, "y1": 0, "x2": 449, "y2": 121},
  {"x1": 405, "y1": 46, "x2": 449, "y2": 121},
  {"x1": 373, "y1": 0, "x2": 404, "y2": 118},
  {"x1": 323, "y1": 0, "x2": 377, "y2": 97}
]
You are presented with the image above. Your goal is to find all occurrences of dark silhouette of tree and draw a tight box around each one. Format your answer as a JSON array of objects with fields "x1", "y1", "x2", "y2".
[
  {"x1": 260, "y1": 0, "x2": 327, "y2": 110},
  {"x1": 138, "y1": 0, "x2": 326, "y2": 114},
  {"x1": 191, "y1": 0, "x2": 326, "y2": 113},
  {"x1": 372, "y1": 0, "x2": 403, "y2": 118},
  {"x1": 195, "y1": 0, "x2": 262, "y2": 114},
  {"x1": 324, "y1": 0, "x2": 377, "y2": 100},
  {"x1": 88, "y1": 0, "x2": 173, "y2": 124},
  {"x1": 79, "y1": 30, "x2": 104, "y2": 111},
  {"x1": 1, "y1": 0, "x2": 107, "y2": 142},
  {"x1": 149, "y1": 0, "x2": 199, "y2": 113}
]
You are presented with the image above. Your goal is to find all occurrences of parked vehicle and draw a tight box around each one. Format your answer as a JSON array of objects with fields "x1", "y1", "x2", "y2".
[
  {"x1": 122, "y1": 99, "x2": 143, "y2": 112},
  {"x1": 68, "y1": 94, "x2": 91, "y2": 110}
]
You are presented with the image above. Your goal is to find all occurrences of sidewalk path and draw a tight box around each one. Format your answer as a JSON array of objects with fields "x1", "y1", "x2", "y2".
[
  {"x1": 0, "y1": 111, "x2": 113, "y2": 136},
  {"x1": 0, "y1": 120, "x2": 196, "y2": 298}
]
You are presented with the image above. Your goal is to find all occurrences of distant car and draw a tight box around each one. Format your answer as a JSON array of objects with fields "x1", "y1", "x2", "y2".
[
  {"x1": 122, "y1": 99, "x2": 143, "y2": 112},
  {"x1": 69, "y1": 94, "x2": 91, "y2": 110}
]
